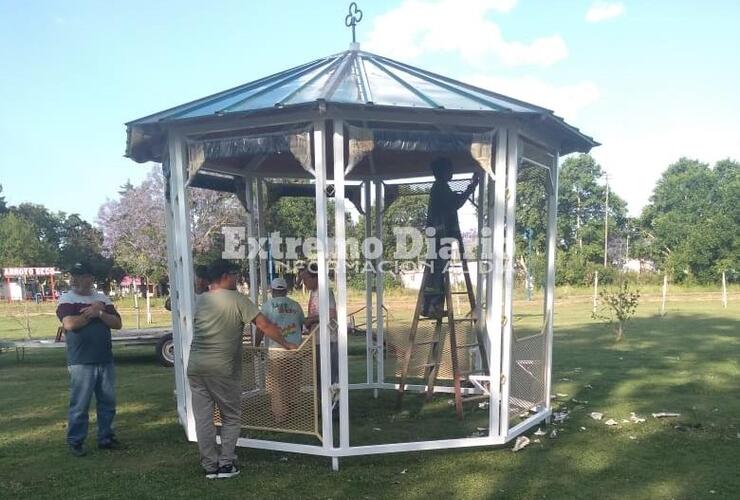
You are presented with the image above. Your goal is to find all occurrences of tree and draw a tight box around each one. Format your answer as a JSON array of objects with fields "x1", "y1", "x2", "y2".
[
  {"x1": 558, "y1": 154, "x2": 628, "y2": 263},
  {"x1": 10, "y1": 203, "x2": 63, "y2": 257},
  {"x1": 0, "y1": 212, "x2": 56, "y2": 266},
  {"x1": 98, "y1": 169, "x2": 168, "y2": 284},
  {"x1": 58, "y1": 214, "x2": 112, "y2": 282},
  {"x1": 640, "y1": 158, "x2": 739, "y2": 282},
  {"x1": 592, "y1": 280, "x2": 640, "y2": 342},
  {"x1": 0, "y1": 184, "x2": 7, "y2": 214}
]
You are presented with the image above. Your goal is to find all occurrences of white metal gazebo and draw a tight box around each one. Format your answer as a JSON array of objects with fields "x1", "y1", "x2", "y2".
[{"x1": 125, "y1": 41, "x2": 597, "y2": 469}]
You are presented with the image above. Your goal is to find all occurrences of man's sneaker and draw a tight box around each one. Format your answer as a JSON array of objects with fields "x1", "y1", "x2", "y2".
[
  {"x1": 69, "y1": 444, "x2": 86, "y2": 457},
  {"x1": 98, "y1": 438, "x2": 122, "y2": 450},
  {"x1": 217, "y1": 464, "x2": 240, "y2": 479},
  {"x1": 205, "y1": 469, "x2": 219, "y2": 480}
]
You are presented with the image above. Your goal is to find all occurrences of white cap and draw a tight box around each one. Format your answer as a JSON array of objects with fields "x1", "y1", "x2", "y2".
[{"x1": 271, "y1": 277, "x2": 288, "y2": 290}]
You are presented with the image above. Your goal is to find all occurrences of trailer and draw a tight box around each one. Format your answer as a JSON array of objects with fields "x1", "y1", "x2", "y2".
[{"x1": 8, "y1": 327, "x2": 174, "y2": 366}]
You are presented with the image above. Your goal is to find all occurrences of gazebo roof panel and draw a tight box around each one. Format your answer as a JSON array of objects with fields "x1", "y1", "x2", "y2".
[{"x1": 125, "y1": 48, "x2": 599, "y2": 162}]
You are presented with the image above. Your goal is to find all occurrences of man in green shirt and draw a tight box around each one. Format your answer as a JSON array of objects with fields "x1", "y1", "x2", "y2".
[{"x1": 187, "y1": 261, "x2": 297, "y2": 480}]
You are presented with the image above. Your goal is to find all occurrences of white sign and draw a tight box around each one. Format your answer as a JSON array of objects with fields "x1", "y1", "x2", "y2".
[{"x1": 2, "y1": 267, "x2": 59, "y2": 277}]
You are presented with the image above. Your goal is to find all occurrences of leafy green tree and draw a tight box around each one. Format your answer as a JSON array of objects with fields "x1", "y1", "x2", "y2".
[
  {"x1": 557, "y1": 154, "x2": 628, "y2": 264},
  {"x1": 10, "y1": 203, "x2": 63, "y2": 255},
  {"x1": 640, "y1": 158, "x2": 739, "y2": 282},
  {"x1": 0, "y1": 212, "x2": 56, "y2": 265},
  {"x1": 0, "y1": 184, "x2": 7, "y2": 214},
  {"x1": 58, "y1": 214, "x2": 112, "y2": 282}
]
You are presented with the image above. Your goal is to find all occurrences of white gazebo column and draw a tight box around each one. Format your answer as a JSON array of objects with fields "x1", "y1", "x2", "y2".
[
  {"x1": 332, "y1": 119, "x2": 350, "y2": 452},
  {"x1": 363, "y1": 181, "x2": 374, "y2": 391},
  {"x1": 255, "y1": 178, "x2": 269, "y2": 304},
  {"x1": 374, "y1": 181, "x2": 385, "y2": 388},
  {"x1": 244, "y1": 178, "x2": 258, "y2": 342},
  {"x1": 543, "y1": 153, "x2": 559, "y2": 411},
  {"x1": 313, "y1": 120, "x2": 336, "y2": 468},
  {"x1": 499, "y1": 130, "x2": 520, "y2": 438},
  {"x1": 487, "y1": 128, "x2": 508, "y2": 439},
  {"x1": 167, "y1": 131, "x2": 197, "y2": 441},
  {"x1": 245, "y1": 178, "x2": 258, "y2": 304},
  {"x1": 163, "y1": 160, "x2": 187, "y2": 427},
  {"x1": 475, "y1": 175, "x2": 488, "y2": 372}
]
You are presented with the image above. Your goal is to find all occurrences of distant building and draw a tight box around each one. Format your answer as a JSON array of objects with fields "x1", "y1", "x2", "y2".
[
  {"x1": 623, "y1": 258, "x2": 656, "y2": 274},
  {"x1": 1, "y1": 267, "x2": 60, "y2": 301}
]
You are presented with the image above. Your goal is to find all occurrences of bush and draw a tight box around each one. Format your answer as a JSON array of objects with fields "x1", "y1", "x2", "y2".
[{"x1": 592, "y1": 280, "x2": 640, "y2": 342}]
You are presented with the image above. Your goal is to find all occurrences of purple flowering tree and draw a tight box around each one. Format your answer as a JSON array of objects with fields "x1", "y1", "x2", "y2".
[{"x1": 98, "y1": 166, "x2": 246, "y2": 285}]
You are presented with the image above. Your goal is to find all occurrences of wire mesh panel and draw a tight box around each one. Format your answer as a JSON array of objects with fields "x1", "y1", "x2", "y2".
[
  {"x1": 385, "y1": 317, "x2": 477, "y2": 383},
  {"x1": 507, "y1": 143, "x2": 552, "y2": 427},
  {"x1": 507, "y1": 331, "x2": 547, "y2": 426},
  {"x1": 214, "y1": 333, "x2": 320, "y2": 439}
]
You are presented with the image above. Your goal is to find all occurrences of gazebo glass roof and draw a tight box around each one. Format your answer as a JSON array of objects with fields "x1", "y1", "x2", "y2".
[{"x1": 126, "y1": 47, "x2": 597, "y2": 163}]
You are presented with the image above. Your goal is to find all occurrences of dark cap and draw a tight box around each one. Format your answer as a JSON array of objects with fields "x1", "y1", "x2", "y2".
[{"x1": 69, "y1": 262, "x2": 94, "y2": 276}]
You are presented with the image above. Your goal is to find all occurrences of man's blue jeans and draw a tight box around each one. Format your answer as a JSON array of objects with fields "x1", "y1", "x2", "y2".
[{"x1": 67, "y1": 363, "x2": 116, "y2": 446}]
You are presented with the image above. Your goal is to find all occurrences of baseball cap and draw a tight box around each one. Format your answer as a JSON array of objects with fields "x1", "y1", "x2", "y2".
[
  {"x1": 271, "y1": 277, "x2": 288, "y2": 290},
  {"x1": 69, "y1": 262, "x2": 94, "y2": 276}
]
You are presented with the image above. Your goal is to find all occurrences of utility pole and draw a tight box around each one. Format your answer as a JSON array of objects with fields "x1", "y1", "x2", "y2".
[
  {"x1": 625, "y1": 235, "x2": 630, "y2": 263},
  {"x1": 603, "y1": 172, "x2": 609, "y2": 267}
]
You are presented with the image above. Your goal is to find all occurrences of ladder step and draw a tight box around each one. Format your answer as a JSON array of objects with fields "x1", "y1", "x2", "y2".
[
  {"x1": 455, "y1": 343, "x2": 479, "y2": 349},
  {"x1": 450, "y1": 291, "x2": 470, "y2": 295}
]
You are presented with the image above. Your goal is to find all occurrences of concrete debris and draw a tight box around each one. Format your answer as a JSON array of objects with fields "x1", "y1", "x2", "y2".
[
  {"x1": 572, "y1": 398, "x2": 589, "y2": 405},
  {"x1": 478, "y1": 401, "x2": 489, "y2": 410},
  {"x1": 373, "y1": 427, "x2": 382, "y2": 431},
  {"x1": 556, "y1": 393, "x2": 569, "y2": 398},
  {"x1": 584, "y1": 384, "x2": 593, "y2": 390},
  {"x1": 560, "y1": 377, "x2": 571, "y2": 381},
  {"x1": 652, "y1": 412, "x2": 681, "y2": 418},
  {"x1": 605, "y1": 419, "x2": 618, "y2": 426},
  {"x1": 622, "y1": 419, "x2": 630, "y2": 423},
  {"x1": 629, "y1": 436, "x2": 636, "y2": 440},
  {"x1": 549, "y1": 429, "x2": 558, "y2": 439},
  {"x1": 512, "y1": 436, "x2": 530, "y2": 452},
  {"x1": 580, "y1": 426, "x2": 587, "y2": 431},
  {"x1": 533, "y1": 439, "x2": 541, "y2": 443},
  {"x1": 279, "y1": 456, "x2": 289, "y2": 462},
  {"x1": 590, "y1": 412, "x2": 603, "y2": 420},
  {"x1": 519, "y1": 412, "x2": 529, "y2": 418},
  {"x1": 534, "y1": 428, "x2": 547, "y2": 436},
  {"x1": 447, "y1": 399, "x2": 455, "y2": 406},
  {"x1": 477, "y1": 427, "x2": 487, "y2": 432},
  {"x1": 629, "y1": 412, "x2": 646, "y2": 423},
  {"x1": 400, "y1": 469, "x2": 407, "y2": 474},
  {"x1": 553, "y1": 409, "x2": 569, "y2": 423}
]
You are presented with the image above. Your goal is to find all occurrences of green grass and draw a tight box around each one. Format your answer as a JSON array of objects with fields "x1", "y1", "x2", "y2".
[{"x1": 0, "y1": 296, "x2": 738, "y2": 499}]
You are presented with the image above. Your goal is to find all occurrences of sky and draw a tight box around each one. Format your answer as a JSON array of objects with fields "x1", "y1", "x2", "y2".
[{"x1": 1, "y1": 0, "x2": 739, "y2": 222}]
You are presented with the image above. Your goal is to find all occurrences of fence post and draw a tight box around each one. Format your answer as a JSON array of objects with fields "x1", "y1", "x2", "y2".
[
  {"x1": 592, "y1": 271, "x2": 599, "y2": 313},
  {"x1": 722, "y1": 271, "x2": 728, "y2": 309},
  {"x1": 660, "y1": 274, "x2": 668, "y2": 317}
]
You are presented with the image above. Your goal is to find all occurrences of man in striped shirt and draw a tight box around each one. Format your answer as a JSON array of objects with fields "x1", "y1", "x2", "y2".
[{"x1": 56, "y1": 261, "x2": 122, "y2": 457}]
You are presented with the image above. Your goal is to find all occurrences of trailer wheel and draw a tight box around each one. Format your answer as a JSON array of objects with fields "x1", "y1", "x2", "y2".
[{"x1": 156, "y1": 333, "x2": 175, "y2": 367}]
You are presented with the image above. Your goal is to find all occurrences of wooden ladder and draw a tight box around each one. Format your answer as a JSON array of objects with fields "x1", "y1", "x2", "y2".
[{"x1": 396, "y1": 236, "x2": 488, "y2": 419}]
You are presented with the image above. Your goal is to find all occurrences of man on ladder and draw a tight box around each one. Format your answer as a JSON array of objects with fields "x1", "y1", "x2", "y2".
[
  {"x1": 397, "y1": 157, "x2": 483, "y2": 419},
  {"x1": 422, "y1": 157, "x2": 479, "y2": 318}
]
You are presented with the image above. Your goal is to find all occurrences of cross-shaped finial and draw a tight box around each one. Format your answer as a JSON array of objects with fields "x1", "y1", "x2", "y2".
[{"x1": 345, "y1": 2, "x2": 363, "y2": 44}]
